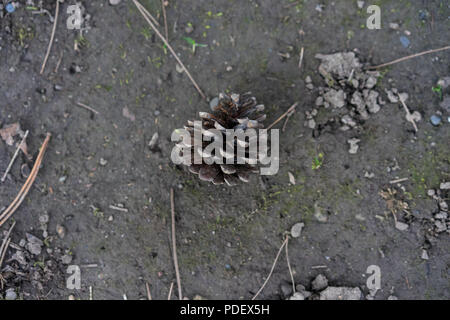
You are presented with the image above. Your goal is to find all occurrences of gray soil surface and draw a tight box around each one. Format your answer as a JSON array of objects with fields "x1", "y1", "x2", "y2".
[{"x1": 0, "y1": 0, "x2": 449, "y2": 300}]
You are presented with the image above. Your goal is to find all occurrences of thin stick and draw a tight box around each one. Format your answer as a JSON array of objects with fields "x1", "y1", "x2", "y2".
[
  {"x1": 398, "y1": 95, "x2": 418, "y2": 132},
  {"x1": 40, "y1": 0, "x2": 60, "y2": 74},
  {"x1": 0, "y1": 221, "x2": 16, "y2": 269},
  {"x1": 1, "y1": 130, "x2": 29, "y2": 182},
  {"x1": 390, "y1": 178, "x2": 409, "y2": 184},
  {"x1": 367, "y1": 45, "x2": 450, "y2": 70},
  {"x1": 285, "y1": 236, "x2": 295, "y2": 294},
  {"x1": 167, "y1": 282, "x2": 174, "y2": 300},
  {"x1": 54, "y1": 50, "x2": 64, "y2": 73},
  {"x1": 76, "y1": 102, "x2": 100, "y2": 115},
  {"x1": 267, "y1": 102, "x2": 299, "y2": 130},
  {"x1": 298, "y1": 47, "x2": 304, "y2": 71},
  {"x1": 170, "y1": 188, "x2": 182, "y2": 300},
  {"x1": 0, "y1": 133, "x2": 51, "y2": 228},
  {"x1": 133, "y1": 0, "x2": 206, "y2": 100},
  {"x1": 145, "y1": 282, "x2": 152, "y2": 300},
  {"x1": 161, "y1": 0, "x2": 169, "y2": 41},
  {"x1": 134, "y1": 0, "x2": 160, "y2": 27},
  {"x1": 252, "y1": 237, "x2": 289, "y2": 300}
]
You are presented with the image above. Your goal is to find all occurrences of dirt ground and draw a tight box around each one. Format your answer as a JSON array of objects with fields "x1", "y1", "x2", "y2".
[{"x1": 0, "y1": 0, "x2": 449, "y2": 300}]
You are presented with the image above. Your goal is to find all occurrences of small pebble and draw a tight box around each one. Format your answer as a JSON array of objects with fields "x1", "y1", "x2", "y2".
[
  {"x1": 109, "y1": 0, "x2": 121, "y2": 5},
  {"x1": 430, "y1": 115, "x2": 441, "y2": 126},
  {"x1": 5, "y1": 288, "x2": 17, "y2": 300},
  {"x1": 399, "y1": 36, "x2": 410, "y2": 48},
  {"x1": 290, "y1": 222, "x2": 304, "y2": 238},
  {"x1": 5, "y1": 3, "x2": 15, "y2": 13},
  {"x1": 56, "y1": 224, "x2": 66, "y2": 239},
  {"x1": 440, "y1": 182, "x2": 450, "y2": 190},
  {"x1": 395, "y1": 221, "x2": 409, "y2": 231}
]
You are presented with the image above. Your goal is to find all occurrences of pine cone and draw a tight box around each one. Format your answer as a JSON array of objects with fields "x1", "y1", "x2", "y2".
[{"x1": 180, "y1": 92, "x2": 266, "y2": 186}]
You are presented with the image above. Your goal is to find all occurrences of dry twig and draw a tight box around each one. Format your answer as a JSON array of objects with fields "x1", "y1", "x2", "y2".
[
  {"x1": 167, "y1": 282, "x2": 174, "y2": 300},
  {"x1": 132, "y1": 0, "x2": 206, "y2": 100},
  {"x1": 285, "y1": 236, "x2": 295, "y2": 294},
  {"x1": 0, "y1": 221, "x2": 16, "y2": 269},
  {"x1": 76, "y1": 102, "x2": 100, "y2": 115},
  {"x1": 298, "y1": 47, "x2": 304, "y2": 71},
  {"x1": 252, "y1": 237, "x2": 289, "y2": 300},
  {"x1": 170, "y1": 188, "x2": 182, "y2": 300},
  {"x1": 40, "y1": 0, "x2": 60, "y2": 74},
  {"x1": 398, "y1": 94, "x2": 418, "y2": 132},
  {"x1": 0, "y1": 133, "x2": 51, "y2": 228},
  {"x1": 161, "y1": 0, "x2": 169, "y2": 41},
  {"x1": 267, "y1": 102, "x2": 299, "y2": 130},
  {"x1": 1, "y1": 130, "x2": 29, "y2": 182},
  {"x1": 145, "y1": 282, "x2": 152, "y2": 300},
  {"x1": 367, "y1": 45, "x2": 450, "y2": 70}
]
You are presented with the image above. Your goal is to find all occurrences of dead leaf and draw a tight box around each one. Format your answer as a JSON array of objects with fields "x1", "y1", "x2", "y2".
[
  {"x1": 288, "y1": 171, "x2": 296, "y2": 185},
  {"x1": 0, "y1": 123, "x2": 22, "y2": 146}
]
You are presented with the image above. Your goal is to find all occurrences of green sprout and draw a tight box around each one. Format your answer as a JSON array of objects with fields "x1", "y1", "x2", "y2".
[
  {"x1": 312, "y1": 152, "x2": 324, "y2": 170},
  {"x1": 183, "y1": 37, "x2": 207, "y2": 53},
  {"x1": 432, "y1": 84, "x2": 443, "y2": 100}
]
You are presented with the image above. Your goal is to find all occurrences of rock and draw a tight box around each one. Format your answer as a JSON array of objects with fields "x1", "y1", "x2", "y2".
[
  {"x1": 280, "y1": 284, "x2": 293, "y2": 298},
  {"x1": 26, "y1": 233, "x2": 43, "y2": 255},
  {"x1": 209, "y1": 97, "x2": 219, "y2": 111},
  {"x1": 434, "y1": 220, "x2": 447, "y2": 233},
  {"x1": 364, "y1": 90, "x2": 381, "y2": 114},
  {"x1": 395, "y1": 221, "x2": 409, "y2": 231},
  {"x1": 61, "y1": 254, "x2": 73, "y2": 265},
  {"x1": 295, "y1": 284, "x2": 312, "y2": 298},
  {"x1": 341, "y1": 115, "x2": 356, "y2": 127},
  {"x1": 440, "y1": 95, "x2": 450, "y2": 113},
  {"x1": 430, "y1": 115, "x2": 442, "y2": 126},
  {"x1": 5, "y1": 288, "x2": 17, "y2": 300},
  {"x1": 399, "y1": 36, "x2": 410, "y2": 48},
  {"x1": 315, "y1": 52, "x2": 362, "y2": 80},
  {"x1": 351, "y1": 92, "x2": 369, "y2": 119},
  {"x1": 311, "y1": 274, "x2": 328, "y2": 291},
  {"x1": 435, "y1": 212, "x2": 447, "y2": 220},
  {"x1": 437, "y1": 77, "x2": 450, "y2": 89},
  {"x1": 175, "y1": 63, "x2": 184, "y2": 73},
  {"x1": 99, "y1": 158, "x2": 108, "y2": 166},
  {"x1": 385, "y1": 89, "x2": 399, "y2": 103},
  {"x1": 440, "y1": 182, "x2": 450, "y2": 190},
  {"x1": 320, "y1": 287, "x2": 361, "y2": 300},
  {"x1": 365, "y1": 76, "x2": 377, "y2": 89},
  {"x1": 56, "y1": 224, "x2": 66, "y2": 239},
  {"x1": 389, "y1": 23, "x2": 400, "y2": 30},
  {"x1": 315, "y1": 96, "x2": 324, "y2": 106},
  {"x1": 357, "y1": 1, "x2": 365, "y2": 9},
  {"x1": 347, "y1": 138, "x2": 360, "y2": 154},
  {"x1": 39, "y1": 214, "x2": 49, "y2": 224},
  {"x1": 109, "y1": 0, "x2": 121, "y2": 5},
  {"x1": 148, "y1": 132, "x2": 159, "y2": 150},
  {"x1": 307, "y1": 119, "x2": 316, "y2": 129},
  {"x1": 387, "y1": 295, "x2": 398, "y2": 300},
  {"x1": 324, "y1": 89, "x2": 346, "y2": 108},
  {"x1": 421, "y1": 250, "x2": 429, "y2": 260},
  {"x1": 305, "y1": 76, "x2": 312, "y2": 84},
  {"x1": 439, "y1": 201, "x2": 448, "y2": 212},
  {"x1": 289, "y1": 292, "x2": 305, "y2": 300},
  {"x1": 290, "y1": 222, "x2": 304, "y2": 238}
]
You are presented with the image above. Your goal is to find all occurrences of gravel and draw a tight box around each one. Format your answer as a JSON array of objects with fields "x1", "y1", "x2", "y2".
[
  {"x1": 319, "y1": 286, "x2": 362, "y2": 300},
  {"x1": 311, "y1": 274, "x2": 328, "y2": 291}
]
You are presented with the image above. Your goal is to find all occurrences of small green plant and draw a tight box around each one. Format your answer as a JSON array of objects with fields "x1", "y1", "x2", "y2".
[
  {"x1": 432, "y1": 84, "x2": 443, "y2": 100},
  {"x1": 312, "y1": 152, "x2": 324, "y2": 170},
  {"x1": 183, "y1": 37, "x2": 207, "y2": 53}
]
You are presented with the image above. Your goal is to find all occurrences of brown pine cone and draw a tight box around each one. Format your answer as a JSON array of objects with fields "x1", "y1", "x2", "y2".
[{"x1": 179, "y1": 92, "x2": 266, "y2": 186}]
